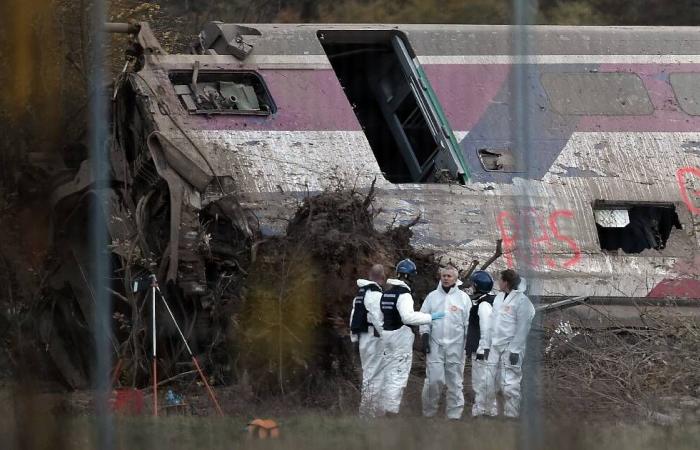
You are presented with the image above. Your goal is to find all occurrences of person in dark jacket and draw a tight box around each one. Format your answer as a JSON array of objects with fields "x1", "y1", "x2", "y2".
[{"x1": 465, "y1": 270, "x2": 496, "y2": 417}]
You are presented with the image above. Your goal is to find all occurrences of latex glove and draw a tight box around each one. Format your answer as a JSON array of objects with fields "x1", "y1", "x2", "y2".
[
  {"x1": 421, "y1": 333, "x2": 430, "y2": 354},
  {"x1": 431, "y1": 311, "x2": 445, "y2": 320},
  {"x1": 483, "y1": 349, "x2": 490, "y2": 361},
  {"x1": 509, "y1": 352, "x2": 520, "y2": 365}
]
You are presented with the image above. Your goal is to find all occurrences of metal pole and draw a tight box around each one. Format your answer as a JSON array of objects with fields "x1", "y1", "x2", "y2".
[
  {"x1": 89, "y1": 0, "x2": 113, "y2": 446},
  {"x1": 156, "y1": 286, "x2": 225, "y2": 416},
  {"x1": 512, "y1": 1, "x2": 543, "y2": 449},
  {"x1": 152, "y1": 283, "x2": 158, "y2": 417}
]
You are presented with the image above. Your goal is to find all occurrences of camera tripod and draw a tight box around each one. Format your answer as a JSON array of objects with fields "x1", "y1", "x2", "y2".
[{"x1": 147, "y1": 275, "x2": 223, "y2": 417}]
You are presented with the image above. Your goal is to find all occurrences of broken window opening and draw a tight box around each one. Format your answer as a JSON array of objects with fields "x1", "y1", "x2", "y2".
[
  {"x1": 318, "y1": 30, "x2": 468, "y2": 184},
  {"x1": 169, "y1": 70, "x2": 276, "y2": 115},
  {"x1": 593, "y1": 201, "x2": 683, "y2": 254}
]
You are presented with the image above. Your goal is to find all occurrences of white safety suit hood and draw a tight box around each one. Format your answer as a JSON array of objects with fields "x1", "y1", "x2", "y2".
[
  {"x1": 471, "y1": 290, "x2": 496, "y2": 306},
  {"x1": 419, "y1": 279, "x2": 470, "y2": 348},
  {"x1": 386, "y1": 278, "x2": 410, "y2": 290},
  {"x1": 486, "y1": 278, "x2": 535, "y2": 355},
  {"x1": 357, "y1": 279, "x2": 381, "y2": 289}
]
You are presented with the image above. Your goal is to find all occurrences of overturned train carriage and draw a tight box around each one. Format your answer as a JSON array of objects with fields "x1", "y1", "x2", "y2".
[
  {"x1": 49, "y1": 22, "x2": 700, "y2": 385},
  {"x1": 108, "y1": 22, "x2": 699, "y2": 299}
]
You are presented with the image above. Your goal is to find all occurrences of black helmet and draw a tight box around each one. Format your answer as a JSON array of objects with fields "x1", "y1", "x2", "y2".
[{"x1": 470, "y1": 270, "x2": 494, "y2": 294}]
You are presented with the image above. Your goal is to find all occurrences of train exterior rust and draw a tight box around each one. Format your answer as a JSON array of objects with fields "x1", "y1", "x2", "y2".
[{"x1": 111, "y1": 23, "x2": 700, "y2": 301}]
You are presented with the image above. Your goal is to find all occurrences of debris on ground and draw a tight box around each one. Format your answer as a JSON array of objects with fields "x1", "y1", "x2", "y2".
[{"x1": 541, "y1": 306, "x2": 700, "y2": 422}]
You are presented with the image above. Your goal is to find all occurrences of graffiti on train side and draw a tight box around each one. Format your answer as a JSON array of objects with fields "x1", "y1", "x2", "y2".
[
  {"x1": 496, "y1": 209, "x2": 582, "y2": 270},
  {"x1": 676, "y1": 167, "x2": 700, "y2": 215}
]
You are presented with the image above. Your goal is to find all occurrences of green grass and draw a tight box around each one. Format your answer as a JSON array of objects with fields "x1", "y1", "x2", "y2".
[
  {"x1": 1, "y1": 388, "x2": 699, "y2": 450},
  {"x1": 3, "y1": 412, "x2": 700, "y2": 450}
]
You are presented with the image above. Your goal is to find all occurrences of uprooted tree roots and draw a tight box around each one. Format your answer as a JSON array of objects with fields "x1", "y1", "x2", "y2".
[
  {"x1": 233, "y1": 185, "x2": 440, "y2": 400},
  {"x1": 9, "y1": 182, "x2": 700, "y2": 421},
  {"x1": 13, "y1": 183, "x2": 440, "y2": 404}
]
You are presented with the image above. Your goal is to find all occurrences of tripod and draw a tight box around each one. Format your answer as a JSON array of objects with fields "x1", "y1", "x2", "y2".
[{"x1": 148, "y1": 275, "x2": 224, "y2": 416}]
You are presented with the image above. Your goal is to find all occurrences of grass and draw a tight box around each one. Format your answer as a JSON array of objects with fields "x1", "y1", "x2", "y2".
[
  {"x1": 3, "y1": 410, "x2": 700, "y2": 450},
  {"x1": 2, "y1": 386, "x2": 700, "y2": 449}
]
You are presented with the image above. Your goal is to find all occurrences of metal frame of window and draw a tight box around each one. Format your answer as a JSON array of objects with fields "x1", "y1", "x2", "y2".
[
  {"x1": 169, "y1": 69, "x2": 276, "y2": 116},
  {"x1": 389, "y1": 35, "x2": 469, "y2": 183}
]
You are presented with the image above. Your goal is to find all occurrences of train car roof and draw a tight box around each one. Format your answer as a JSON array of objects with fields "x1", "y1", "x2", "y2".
[{"x1": 223, "y1": 24, "x2": 700, "y2": 57}]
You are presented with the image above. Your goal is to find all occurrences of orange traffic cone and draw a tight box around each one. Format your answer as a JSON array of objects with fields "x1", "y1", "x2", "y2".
[{"x1": 246, "y1": 419, "x2": 280, "y2": 439}]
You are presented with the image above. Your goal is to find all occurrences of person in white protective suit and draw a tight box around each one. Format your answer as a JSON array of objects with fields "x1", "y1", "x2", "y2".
[
  {"x1": 483, "y1": 269, "x2": 535, "y2": 418},
  {"x1": 379, "y1": 259, "x2": 445, "y2": 416},
  {"x1": 464, "y1": 270, "x2": 496, "y2": 417},
  {"x1": 349, "y1": 264, "x2": 386, "y2": 417},
  {"x1": 418, "y1": 266, "x2": 471, "y2": 419}
]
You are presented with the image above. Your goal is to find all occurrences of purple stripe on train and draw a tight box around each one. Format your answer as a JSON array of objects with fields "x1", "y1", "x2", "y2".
[
  {"x1": 183, "y1": 63, "x2": 700, "y2": 184},
  {"x1": 434, "y1": 63, "x2": 587, "y2": 182},
  {"x1": 576, "y1": 64, "x2": 700, "y2": 133},
  {"x1": 185, "y1": 70, "x2": 362, "y2": 132},
  {"x1": 423, "y1": 63, "x2": 700, "y2": 182}
]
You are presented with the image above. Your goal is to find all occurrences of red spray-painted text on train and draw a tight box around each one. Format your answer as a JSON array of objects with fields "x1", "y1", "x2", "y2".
[
  {"x1": 676, "y1": 167, "x2": 700, "y2": 215},
  {"x1": 496, "y1": 209, "x2": 582, "y2": 270}
]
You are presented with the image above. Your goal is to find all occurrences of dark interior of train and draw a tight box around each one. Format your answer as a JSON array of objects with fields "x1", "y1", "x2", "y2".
[
  {"x1": 595, "y1": 203, "x2": 683, "y2": 253},
  {"x1": 319, "y1": 32, "x2": 439, "y2": 183}
]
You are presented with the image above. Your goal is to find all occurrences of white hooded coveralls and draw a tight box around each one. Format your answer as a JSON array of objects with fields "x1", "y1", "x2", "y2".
[
  {"x1": 484, "y1": 279, "x2": 535, "y2": 418},
  {"x1": 349, "y1": 279, "x2": 384, "y2": 417},
  {"x1": 419, "y1": 280, "x2": 471, "y2": 419},
  {"x1": 379, "y1": 278, "x2": 432, "y2": 414}
]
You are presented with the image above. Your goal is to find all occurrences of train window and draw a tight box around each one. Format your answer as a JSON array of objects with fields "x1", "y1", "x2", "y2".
[
  {"x1": 318, "y1": 30, "x2": 468, "y2": 184},
  {"x1": 541, "y1": 73, "x2": 653, "y2": 116},
  {"x1": 670, "y1": 73, "x2": 700, "y2": 116},
  {"x1": 593, "y1": 201, "x2": 682, "y2": 254},
  {"x1": 168, "y1": 70, "x2": 276, "y2": 115}
]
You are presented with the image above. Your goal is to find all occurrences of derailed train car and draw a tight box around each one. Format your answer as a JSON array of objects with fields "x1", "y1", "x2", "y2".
[
  {"x1": 102, "y1": 22, "x2": 699, "y2": 297},
  {"x1": 48, "y1": 22, "x2": 700, "y2": 385}
]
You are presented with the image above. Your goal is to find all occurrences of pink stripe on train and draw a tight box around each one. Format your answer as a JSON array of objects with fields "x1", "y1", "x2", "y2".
[{"x1": 181, "y1": 64, "x2": 700, "y2": 132}]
